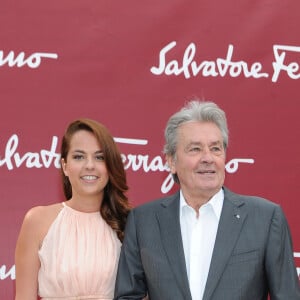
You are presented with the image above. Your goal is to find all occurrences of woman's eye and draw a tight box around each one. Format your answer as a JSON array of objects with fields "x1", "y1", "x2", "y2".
[
  {"x1": 73, "y1": 154, "x2": 84, "y2": 160},
  {"x1": 96, "y1": 155, "x2": 105, "y2": 161}
]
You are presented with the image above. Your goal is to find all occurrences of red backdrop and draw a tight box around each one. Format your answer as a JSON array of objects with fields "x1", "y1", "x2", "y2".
[{"x1": 1, "y1": 1, "x2": 299, "y2": 298}]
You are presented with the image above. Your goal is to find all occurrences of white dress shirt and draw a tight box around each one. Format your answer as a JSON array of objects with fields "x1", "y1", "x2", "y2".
[{"x1": 179, "y1": 189, "x2": 224, "y2": 300}]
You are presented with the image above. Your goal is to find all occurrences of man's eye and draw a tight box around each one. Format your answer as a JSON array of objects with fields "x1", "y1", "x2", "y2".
[
  {"x1": 190, "y1": 147, "x2": 200, "y2": 152},
  {"x1": 211, "y1": 147, "x2": 224, "y2": 155}
]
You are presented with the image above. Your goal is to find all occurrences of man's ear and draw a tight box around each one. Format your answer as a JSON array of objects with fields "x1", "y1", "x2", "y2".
[{"x1": 166, "y1": 155, "x2": 176, "y2": 174}]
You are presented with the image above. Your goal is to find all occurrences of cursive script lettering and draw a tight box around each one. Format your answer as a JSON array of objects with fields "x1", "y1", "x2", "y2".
[
  {"x1": 0, "y1": 50, "x2": 58, "y2": 68},
  {"x1": 151, "y1": 42, "x2": 269, "y2": 80},
  {"x1": 0, "y1": 134, "x2": 61, "y2": 170},
  {"x1": 122, "y1": 154, "x2": 167, "y2": 172},
  {"x1": 0, "y1": 264, "x2": 15, "y2": 280},
  {"x1": 272, "y1": 45, "x2": 300, "y2": 82},
  {"x1": 1, "y1": 134, "x2": 255, "y2": 193},
  {"x1": 151, "y1": 41, "x2": 300, "y2": 83},
  {"x1": 225, "y1": 158, "x2": 254, "y2": 173}
]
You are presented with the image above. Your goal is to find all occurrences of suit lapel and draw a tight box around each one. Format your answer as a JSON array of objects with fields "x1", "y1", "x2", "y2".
[
  {"x1": 203, "y1": 188, "x2": 247, "y2": 300},
  {"x1": 156, "y1": 192, "x2": 192, "y2": 300}
]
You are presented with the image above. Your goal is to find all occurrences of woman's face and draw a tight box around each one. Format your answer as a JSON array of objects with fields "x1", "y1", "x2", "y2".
[{"x1": 62, "y1": 130, "x2": 109, "y2": 202}]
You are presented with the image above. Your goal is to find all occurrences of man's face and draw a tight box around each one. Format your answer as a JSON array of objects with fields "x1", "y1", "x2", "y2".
[{"x1": 167, "y1": 121, "x2": 226, "y2": 200}]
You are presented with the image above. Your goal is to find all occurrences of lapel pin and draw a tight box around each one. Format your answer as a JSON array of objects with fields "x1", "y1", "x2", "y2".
[{"x1": 234, "y1": 214, "x2": 240, "y2": 219}]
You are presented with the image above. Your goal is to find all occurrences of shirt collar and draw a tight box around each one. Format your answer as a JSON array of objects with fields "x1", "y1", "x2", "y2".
[{"x1": 180, "y1": 188, "x2": 224, "y2": 220}]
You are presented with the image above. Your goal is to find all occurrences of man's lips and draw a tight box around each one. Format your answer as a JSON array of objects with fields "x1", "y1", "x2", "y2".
[{"x1": 196, "y1": 170, "x2": 216, "y2": 174}]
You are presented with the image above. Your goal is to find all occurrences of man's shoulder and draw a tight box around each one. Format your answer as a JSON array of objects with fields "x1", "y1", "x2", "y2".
[
  {"x1": 133, "y1": 191, "x2": 179, "y2": 212},
  {"x1": 224, "y1": 186, "x2": 280, "y2": 211}
]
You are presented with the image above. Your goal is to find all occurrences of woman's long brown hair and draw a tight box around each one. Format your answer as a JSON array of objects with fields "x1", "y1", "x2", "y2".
[{"x1": 60, "y1": 118, "x2": 131, "y2": 242}]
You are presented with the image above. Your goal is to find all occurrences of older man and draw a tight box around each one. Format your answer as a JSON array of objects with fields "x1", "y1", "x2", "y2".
[{"x1": 114, "y1": 100, "x2": 300, "y2": 300}]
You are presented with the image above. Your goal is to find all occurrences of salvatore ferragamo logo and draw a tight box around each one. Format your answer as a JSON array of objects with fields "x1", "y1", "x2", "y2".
[
  {"x1": 0, "y1": 50, "x2": 58, "y2": 68},
  {"x1": 1, "y1": 134, "x2": 254, "y2": 194},
  {"x1": 150, "y1": 42, "x2": 300, "y2": 83}
]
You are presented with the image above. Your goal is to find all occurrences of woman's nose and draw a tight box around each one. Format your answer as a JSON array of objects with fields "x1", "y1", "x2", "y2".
[{"x1": 85, "y1": 157, "x2": 95, "y2": 169}]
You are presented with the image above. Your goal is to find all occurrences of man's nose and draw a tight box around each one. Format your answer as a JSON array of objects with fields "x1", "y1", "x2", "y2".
[{"x1": 200, "y1": 148, "x2": 214, "y2": 163}]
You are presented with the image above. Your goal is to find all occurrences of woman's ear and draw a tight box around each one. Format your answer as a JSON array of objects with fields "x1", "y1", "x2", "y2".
[{"x1": 61, "y1": 158, "x2": 68, "y2": 176}]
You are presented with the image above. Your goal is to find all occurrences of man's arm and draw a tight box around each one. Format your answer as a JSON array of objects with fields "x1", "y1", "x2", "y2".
[
  {"x1": 114, "y1": 209, "x2": 148, "y2": 300},
  {"x1": 265, "y1": 205, "x2": 300, "y2": 299}
]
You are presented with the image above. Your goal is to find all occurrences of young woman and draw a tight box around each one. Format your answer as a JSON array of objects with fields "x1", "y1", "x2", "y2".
[{"x1": 15, "y1": 118, "x2": 131, "y2": 300}]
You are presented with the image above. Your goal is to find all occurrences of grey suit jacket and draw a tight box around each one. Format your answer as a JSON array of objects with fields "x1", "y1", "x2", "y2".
[{"x1": 114, "y1": 187, "x2": 300, "y2": 300}]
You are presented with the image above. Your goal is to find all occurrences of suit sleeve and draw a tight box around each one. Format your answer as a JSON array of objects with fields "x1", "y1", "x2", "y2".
[
  {"x1": 265, "y1": 205, "x2": 300, "y2": 300},
  {"x1": 114, "y1": 209, "x2": 148, "y2": 300}
]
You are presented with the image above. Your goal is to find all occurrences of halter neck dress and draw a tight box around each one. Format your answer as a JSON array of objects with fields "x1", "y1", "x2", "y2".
[{"x1": 38, "y1": 202, "x2": 121, "y2": 300}]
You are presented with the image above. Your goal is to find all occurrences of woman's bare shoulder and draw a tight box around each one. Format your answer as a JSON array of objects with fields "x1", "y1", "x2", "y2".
[
  {"x1": 24, "y1": 203, "x2": 63, "y2": 222},
  {"x1": 21, "y1": 203, "x2": 64, "y2": 243}
]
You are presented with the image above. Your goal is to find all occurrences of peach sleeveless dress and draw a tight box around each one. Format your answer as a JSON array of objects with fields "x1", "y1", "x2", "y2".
[{"x1": 38, "y1": 202, "x2": 121, "y2": 300}]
